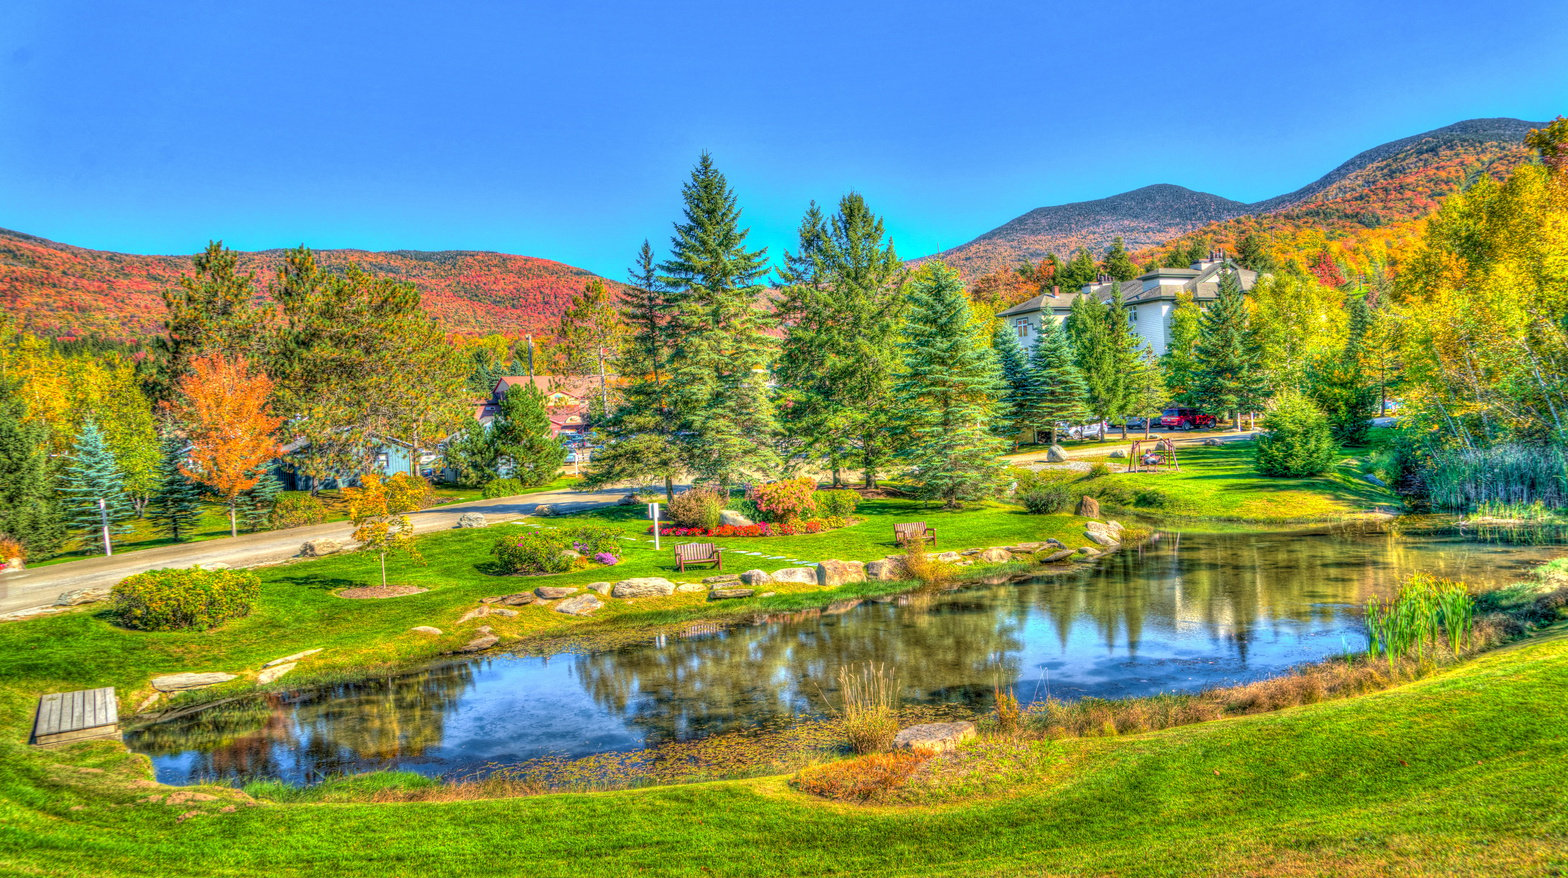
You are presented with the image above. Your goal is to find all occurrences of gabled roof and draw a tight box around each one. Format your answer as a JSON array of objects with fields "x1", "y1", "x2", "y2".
[{"x1": 998, "y1": 262, "x2": 1258, "y2": 316}]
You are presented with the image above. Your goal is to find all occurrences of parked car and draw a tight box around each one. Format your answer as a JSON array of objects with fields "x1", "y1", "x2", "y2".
[{"x1": 1158, "y1": 407, "x2": 1216, "y2": 430}]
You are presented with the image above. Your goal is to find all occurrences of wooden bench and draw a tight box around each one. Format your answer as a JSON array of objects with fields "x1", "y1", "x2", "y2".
[
  {"x1": 674, "y1": 542, "x2": 722, "y2": 573},
  {"x1": 894, "y1": 522, "x2": 937, "y2": 547},
  {"x1": 31, "y1": 687, "x2": 120, "y2": 747}
]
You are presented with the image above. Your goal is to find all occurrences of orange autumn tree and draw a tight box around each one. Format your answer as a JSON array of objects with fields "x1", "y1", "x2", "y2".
[{"x1": 172, "y1": 354, "x2": 283, "y2": 537}]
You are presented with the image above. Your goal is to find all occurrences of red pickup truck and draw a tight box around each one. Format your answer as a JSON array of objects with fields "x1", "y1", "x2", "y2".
[{"x1": 1158, "y1": 407, "x2": 1216, "y2": 430}]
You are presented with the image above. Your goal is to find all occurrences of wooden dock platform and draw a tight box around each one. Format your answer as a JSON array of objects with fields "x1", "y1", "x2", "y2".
[{"x1": 31, "y1": 687, "x2": 120, "y2": 746}]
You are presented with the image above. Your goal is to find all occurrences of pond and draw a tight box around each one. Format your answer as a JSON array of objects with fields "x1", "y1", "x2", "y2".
[{"x1": 127, "y1": 527, "x2": 1555, "y2": 786}]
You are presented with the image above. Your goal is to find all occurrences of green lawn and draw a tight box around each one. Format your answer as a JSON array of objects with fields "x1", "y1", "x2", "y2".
[
  {"x1": 1036, "y1": 440, "x2": 1397, "y2": 524},
  {"x1": 1, "y1": 630, "x2": 1563, "y2": 876}
]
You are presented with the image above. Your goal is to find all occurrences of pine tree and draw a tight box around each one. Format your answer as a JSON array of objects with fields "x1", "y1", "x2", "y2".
[
  {"x1": 491, "y1": 384, "x2": 565, "y2": 487},
  {"x1": 1058, "y1": 248, "x2": 1099, "y2": 291},
  {"x1": 153, "y1": 240, "x2": 264, "y2": 401},
  {"x1": 890, "y1": 263, "x2": 1008, "y2": 507},
  {"x1": 0, "y1": 387, "x2": 67, "y2": 557},
  {"x1": 442, "y1": 419, "x2": 502, "y2": 488},
  {"x1": 146, "y1": 436, "x2": 204, "y2": 541},
  {"x1": 1162, "y1": 291, "x2": 1203, "y2": 406},
  {"x1": 1102, "y1": 237, "x2": 1139, "y2": 281},
  {"x1": 659, "y1": 152, "x2": 779, "y2": 486},
  {"x1": 991, "y1": 322, "x2": 1032, "y2": 450},
  {"x1": 60, "y1": 418, "x2": 134, "y2": 552},
  {"x1": 236, "y1": 467, "x2": 284, "y2": 532},
  {"x1": 1022, "y1": 319, "x2": 1090, "y2": 445},
  {"x1": 1235, "y1": 232, "x2": 1277, "y2": 273},
  {"x1": 1309, "y1": 287, "x2": 1378, "y2": 445},
  {"x1": 1067, "y1": 292, "x2": 1137, "y2": 437},
  {"x1": 1193, "y1": 266, "x2": 1262, "y2": 430}
]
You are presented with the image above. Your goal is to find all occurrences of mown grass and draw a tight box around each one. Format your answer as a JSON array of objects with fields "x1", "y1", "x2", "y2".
[{"x1": 1, "y1": 631, "x2": 1564, "y2": 876}]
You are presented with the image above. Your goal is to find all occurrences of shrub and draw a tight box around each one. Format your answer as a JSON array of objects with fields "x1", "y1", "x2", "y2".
[
  {"x1": 1019, "y1": 482, "x2": 1075, "y2": 514},
  {"x1": 491, "y1": 530, "x2": 573, "y2": 575},
  {"x1": 562, "y1": 523, "x2": 621, "y2": 558},
  {"x1": 1084, "y1": 462, "x2": 1112, "y2": 479},
  {"x1": 835, "y1": 663, "x2": 900, "y2": 755},
  {"x1": 748, "y1": 478, "x2": 818, "y2": 524},
  {"x1": 1254, "y1": 392, "x2": 1336, "y2": 477},
  {"x1": 270, "y1": 494, "x2": 327, "y2": 529},
  {"x1": 112, "y1": 568, "x2": 261, "y2": 631},
  {"x1": 815, "y1": 489, "x2": 860, "y2": 518},
  {"x1": 994, "y1": 686, "x2": 1023, "y2": 736},
  {"x1": 791, "y1": 752, "x2": 926, "y2": 803},
  {"x1": 903, "y1": 540, "x2": 955, "y2": 587},
  {"x1": 481, "y1": 477, "x2": 527, "y2": 499},
  {"x1": 0, "y1": 534, "x2": 23, "y2": 562},
  {"x1": 668, "y1": 487, "x2": 724, "y2": 530}
]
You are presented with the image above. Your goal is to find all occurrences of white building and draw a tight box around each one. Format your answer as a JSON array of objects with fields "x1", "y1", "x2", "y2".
[{"x1": 997, "y1": 254, "x2": 1257, "y2": 356}]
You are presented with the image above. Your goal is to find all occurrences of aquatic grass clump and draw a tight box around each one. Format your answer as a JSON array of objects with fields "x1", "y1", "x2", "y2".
[
  {"x1": 992, "y1": 686, "x2": 1023, "y2": 737},
  {"x1": 834, "y1": 662, "x2": 901, "y2": 754},
  {"x1": 1426, "y1": 444, "x2": 1568, "y2": 510},
  {"x1": 1365, "y1": 573, "x2": 1475, "y2": 668}
]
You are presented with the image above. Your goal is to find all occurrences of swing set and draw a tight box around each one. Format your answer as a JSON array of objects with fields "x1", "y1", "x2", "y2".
[{"x1": 1125, "y1": 438, "x2": 1180, "y2": 473}]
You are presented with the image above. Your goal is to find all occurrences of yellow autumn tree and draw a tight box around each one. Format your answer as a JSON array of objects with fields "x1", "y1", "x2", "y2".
[
  {"x1": 344, "y1": 472, "x2": 428, "y2": 589},
  {"x1": 172, "y1": 354, "x2": 282, "y2": 537}
]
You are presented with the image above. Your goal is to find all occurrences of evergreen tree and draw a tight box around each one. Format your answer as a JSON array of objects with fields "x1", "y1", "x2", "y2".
[
  {"x1": 775, "y1": 193, "x2": 905, "y2": 486},
  {"x1": 659, "y1": 152, "x2": 779, "y2": 486},
  {"x1": 890, "y1": 263, "x2": 1008, "y2": 507},
  {"x1": 1192, "y1": 266, "x2": 1262, "y2": 430},
  {"x1": 1101, "y1": 237, "x2": 1139, "y2": 281},
  {"x1": 441, "y1": 419, "x2": 502, "y2": 487},
  {"x1": 1067, "y1": 291, "x2": 1138, "y2": 437},
  {"x1": 1021, "y1": 319, "x2": 1090, "y2": 445},
  {"x1": 991, "y1": 322, "x2": 1032, "y2": 449},
  {"x1": 236, "y1": 467, "x2": 284, "y2": 532},
  {"x1": 1057, "y1": 248, "x2": 1099, "y2": 291},
  {"x1": 491, "y1": 384, "x2": 565, "y2": 487},
  {"x1": 1126, "y1": 347, "x2": 1169, "y2": 438},
  {"x1": 59, "y1": 418, "x2": 134, "y2": 552},
  {"x1": 0, "y1": 387, "x2": 67, "y2": 557},
  {"x1": 1235, "y1": 232, "x2": 1277, "y2": 273},
  {"x1": 1162, "y1": 291, "x2": 1203, "y2": 406},
  {"x1": 146, "y1": 436, "x2": 204, "y2": 541},
  {"x1": 153, "y1": 240, "x2": 264, "y2": 401},
  {"x1": 1309, "y1": 287, "x2": 1378, "y2": 445}
]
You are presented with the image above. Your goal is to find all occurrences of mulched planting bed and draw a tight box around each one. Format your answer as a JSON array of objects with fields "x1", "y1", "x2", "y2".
[{"x1": 336, "y1": 585, "x2": 428, "y2": 599}]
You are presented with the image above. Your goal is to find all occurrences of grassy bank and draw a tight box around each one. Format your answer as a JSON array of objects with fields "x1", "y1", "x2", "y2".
[{"x1": 2, "y1": 630, "x2": 1564, "y2": 875}]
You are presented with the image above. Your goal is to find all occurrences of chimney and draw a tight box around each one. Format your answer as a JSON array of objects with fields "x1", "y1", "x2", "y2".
[{"x1": 1051, "y1": 285, "x2": 1059, "y2": 297}]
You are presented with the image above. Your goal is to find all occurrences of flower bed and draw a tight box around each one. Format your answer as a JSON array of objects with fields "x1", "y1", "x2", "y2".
[{"x1": 650, "y1": 516, "x2": 853, "y2": 538}]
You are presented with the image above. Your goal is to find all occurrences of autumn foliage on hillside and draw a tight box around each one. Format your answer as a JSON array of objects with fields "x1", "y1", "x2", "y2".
[{"x1": 0, "y1": 228, "x2": 617, "y2": 341}]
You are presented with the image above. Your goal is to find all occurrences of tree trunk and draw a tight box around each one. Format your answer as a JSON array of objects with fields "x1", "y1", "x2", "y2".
[
  {"x1": 664, "y1": 474, "x2": 675, "y2": 504},
  {"x1": 228, "y1": 504, "x2": 238, "y2": 538},
  {"x1": 1234, "y1": 411, "x2": 1243, "y2": 432},
  {"x1": 380, "y1": 553, "x2": 387, "y2": 589},
  {"x1": 1143, "y1": 419, "x2": 1151, "y2": 440}
]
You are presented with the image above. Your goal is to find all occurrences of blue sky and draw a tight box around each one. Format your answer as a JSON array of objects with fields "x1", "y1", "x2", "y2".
[{"x1": 3, "y1": 0, "x2": 1566, "y2": 278}]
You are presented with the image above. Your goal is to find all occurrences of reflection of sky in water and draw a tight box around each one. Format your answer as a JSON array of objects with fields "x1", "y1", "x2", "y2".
[{"x1": 128, "y1": 529, "x2": 1555, "y2": 785}]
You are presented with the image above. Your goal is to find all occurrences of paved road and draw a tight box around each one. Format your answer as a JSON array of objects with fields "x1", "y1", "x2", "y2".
[
  {"x1": 0, "y1": 487, "x2": 630, "y2": 616},
  {"x1": 1005, "y1": 428, "x2": 1259, "y2": 465}
]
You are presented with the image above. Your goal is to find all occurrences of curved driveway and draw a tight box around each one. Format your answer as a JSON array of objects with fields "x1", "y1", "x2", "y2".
[{"x1": 0, "y1": 487, "x2": 629, "y2": 616}]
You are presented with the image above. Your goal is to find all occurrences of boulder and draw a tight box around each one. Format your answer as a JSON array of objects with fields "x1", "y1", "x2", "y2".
[
  {"x1": 256, "y1": 663, "x2": 296, "y2": 685},
  {"x1": 1076, "y1": 495, "x2": 1101, "y2": 518},
  {"x1": 719, "y1": 510, "x2": 755, "y2": 527},
  {"x1": 1037, "y1": 549, "x2": 1077, "y2": 563},
  {"x1": 1046, "y1": 445, "x2": 1069, "y2": 463},
  {"x1": 1004, "y1": 542, "x2": 1045, "y2": 553},
  {"x1": 455, "y1": 512, "x2": 487, "y2": 528},
  {"x1": 587, "y1": 581, "x2": 615, "y2": 595},
  {"x1": 770, "y1": 567, "x2": 819, "y2": 585},
  {"x1": 893, "y1": 721, "x2": 978, "y2": 754},
  {"x1": 411, "y1": 626, "x2": 443, "y2": 636},
  {"x1": 456, "y1": 634, "x2": 499, "y2": 654},
  {"x1": 263, "y1": 648, "x2": 322, "y2": 669},
  {"x1": 533, "y1": 504, "x2": 556, "y2": 517},
  {"x1": 978, "y1": 548, "x2": 1013, "y2": 564},
  {"x1": 55, "y1": 587, "x2": 109, "y2": 607},
  {"x1": 703, "y1": 573, "x2": 742, "y2": 585},
  {"x1": 300, "y1": 539, "x2": 342, "y2": 558},
  {"x1": 1085, "y1": 528, "x2": 1120, "y2": 547},
  {"x1": 866, "y1": 556, "x2": 909, "y2": 581},
  {"x1": 1202, "y1": 438, "x2": 1223, "y2": 447},
  {"x1": 816, "y1": 560, "x2": 867, "y2": 587},
  {"x1": 456, "y1": 606, "x2": 490, "y2": 624},
  {"x1": 534, "y1": 586, "x2": 578, "y2": 600},
  {"x1": 740, "y1": 569, "x2": 773, "y2": 586},
  {"x1": 489, "y1": 608, "x2": 518, "y2": 618},
  {"x1": 611, "y1": 577, "x2": 677, "y2": 598},
  {"x1": 616, "y1": 493, "x2": 639, "y2": 506},
  {"x1": 482, "y1": 592, "x2": 538, "y2": 606},
  {"x1": 1076, "y1": 546, "x2": 1093, "y2": 554},
  {"x1": 151, "y1": 672, "x2": 237, "y2": 692},
  {"x1": 708, "y1": 587, "x2": 755, "y2": 601},
  {"x1": 1108, "y1": 450, "x2": 1127, "y2": 459},
  {"x1": 555, "y1": 594, "x2": 604, "y2": 616},
  {"x1": 1364, "y1": 473, "x2": 1388, "y2": 488},
  {"x1": 934, "y1": 551, "x2": 963, "y2": 565},
  {"x1": 675, "y1": 583, "x2": 706, "y2": 593}
]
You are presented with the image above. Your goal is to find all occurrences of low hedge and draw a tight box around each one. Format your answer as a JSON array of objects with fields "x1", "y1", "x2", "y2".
[{"x1": 112, "y1": 568, "x2": 262, "y2": 631}]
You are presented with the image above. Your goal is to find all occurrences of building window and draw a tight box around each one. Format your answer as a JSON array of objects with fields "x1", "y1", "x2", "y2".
[{"x1": 1015, "y1": 317, "x2": 1030, "y2": 338}]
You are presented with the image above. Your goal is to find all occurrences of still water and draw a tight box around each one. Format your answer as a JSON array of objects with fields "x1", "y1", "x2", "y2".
[{"x1": 128, "y1": 528, "x2": 1552, "y2": 785}]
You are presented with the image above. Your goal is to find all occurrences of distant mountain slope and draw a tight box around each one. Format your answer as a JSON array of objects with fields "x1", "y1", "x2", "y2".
[
  {"x1": 928, "y1": 184, "x2": 1249, "y2": 277},
  {"x1": 0, "y1": 228, "x2": 611, "y2": 340},
  {"x1": 929, "y1": 117, "x2": 1545, "y2": 279}
]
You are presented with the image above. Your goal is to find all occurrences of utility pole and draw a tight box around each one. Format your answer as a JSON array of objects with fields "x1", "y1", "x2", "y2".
[{"x1": 98, "y1": 498, "x2": 113, "y2": 556}]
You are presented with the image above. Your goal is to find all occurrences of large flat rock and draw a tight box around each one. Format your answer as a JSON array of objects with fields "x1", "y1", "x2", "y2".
[
  {"x1": 894, "y1": 721, "x2": 977, "y2": 754},
  {"x1": 611, "y1": 577, "x2": 677, "y2": 598},
  {"x1": 150, "y1": 672, "x2": 237, "y2": 692}
]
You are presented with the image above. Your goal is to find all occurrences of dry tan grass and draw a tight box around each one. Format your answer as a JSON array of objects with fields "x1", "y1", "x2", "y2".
[{"x1": 790, "y1": 751, "x2": 929, "y2": 803}]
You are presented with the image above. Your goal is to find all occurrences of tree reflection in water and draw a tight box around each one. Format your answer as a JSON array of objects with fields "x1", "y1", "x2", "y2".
[{"x1": 131, "y1": 529, "x2": 1557, "y2": 785}]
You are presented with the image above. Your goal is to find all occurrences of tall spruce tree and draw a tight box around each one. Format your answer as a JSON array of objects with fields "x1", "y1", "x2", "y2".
[
  {"x1": 991, "y1": 322, "x2": 1033, "y2": 450},
  {"x1": 1022, "y1": 319, "x2": 1090, "y2": 445},
  {"x1": 1058, "y1": 248, "x2": 1099, "y2": 291},
  {"x1": 1102, "y1": 237, "x2": 1139, "y2": 281},
  {"x1": 153, "y1": 240, "x2": 264, "y2": 401},
  {"x1": 0, "y1": 388, "x2": 67, "y2": 557},
  {"x1": 236, "y1": 467, "x2": 284, "y2": 532},
  {"x1": 890, "y1": 263, "x2": 1008, "y2": 507},
  {"x1": 146, "y1": 436, "x2": 203, "y2": 541},
  {"x1": 659, "y1": 152, "x2": 779, "y2": 486},
  {"x1": 59, "y1": 418, "x2": 134, "y2": 552},
  {"x1": 1192, "y1": 266, "x2": 1262, "y2": 430},
  {"x1": 776, "y1": 193, "x2": 905, "y2": 485},
  {"x1": 1235, "y1": 232, "x2": 1277, "y2": 273},
  {"x1": 1067, "y1": 291, "x2": 1137, "y2": 437}
]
